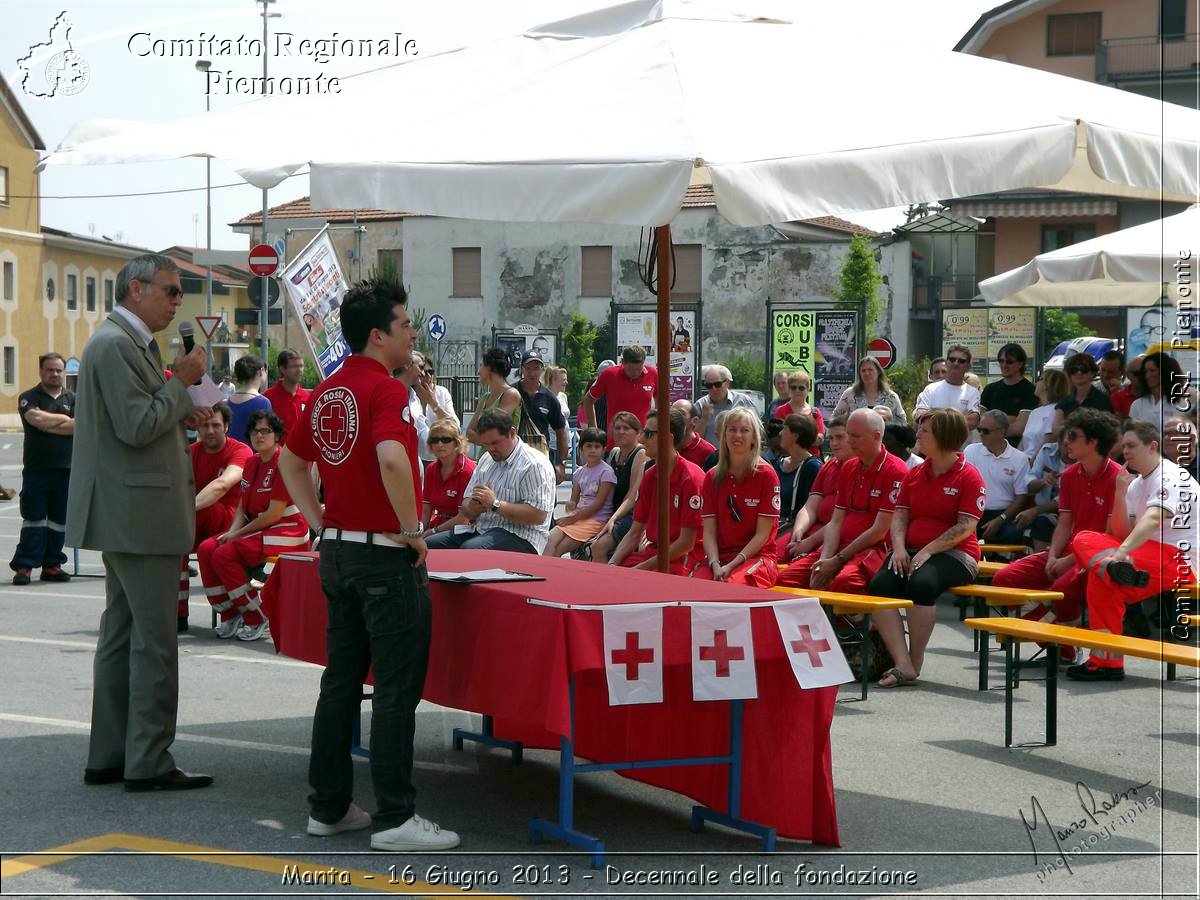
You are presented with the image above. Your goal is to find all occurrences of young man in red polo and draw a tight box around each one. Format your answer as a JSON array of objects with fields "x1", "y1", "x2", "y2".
[
  {"x1": 582, "y1": 345, "x2": 656, "y2": 446},
  {"x1": 610, "y1": 407, "x2": 703, "y2": 575},
  {"x1": 1066, "y1": 420, "x2": 1200, "y2": 682},
  {"x1": 778, "y1": 409, "x2": 906, "y2": 593},
  {"x1": 280, "y1": 277, "x2": 459, "y2": 852},
  {"x1": 993, "y1": 408, "x2": 1122, "y2": 654}
]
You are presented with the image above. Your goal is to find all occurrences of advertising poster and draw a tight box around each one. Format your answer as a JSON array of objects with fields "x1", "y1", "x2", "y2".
[
  {"x1": 1126, "y1": 305, "x2": 1200, "y2": 359},
  {"x1": 771, "y1": 310, "x2": 815, "y2": 382},
  {"x1": 495, "y1": 332, "x2": 558, "y2": 383},
  {"x1": 815, "y1": 312, "x2": 857, "y2": 422},
  {"x1": 280, "y1": 225, "x2": 349, "y2": 379},
  {"x1": 615, "y1": 309, "x2": 695, "y2": 402},
  {"x1": 987, "y1": 309, "x2": 1036, "y2": 376},
  {"x1": 942, "y1": 308, "x2": 988, "y2": 376}
]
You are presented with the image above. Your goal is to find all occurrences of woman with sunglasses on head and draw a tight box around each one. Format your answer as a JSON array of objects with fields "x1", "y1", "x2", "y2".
[
  {"x1": 772, "y1": 372, "x2": 825, "y2": 452},
  {"x1": 421, "y1": 421, "x2": 476, "y2": 537},
  {"x1": 832, "y1": 357, "x2": 906, "y2": 424},
  {"x1": 467, "y1": 347, "x2": 521, "y2": 446},
  {"x1": 1051, "y1": 353, "x2": 1112, "y2": 436},
  {"x1": 198, "y1": 409, "x2": 309, "y2": 642},
  {"x1": 1129, "y1": 351, "x2": 1196, "y2": 428},
  {"x1": 589, "y1": 412, "x2": 647, "y2": 564},
  {"x1": 694, "y1": 408, "x2": 780, "y2": 587},
  {"x1": 868, "y1": 409, "x2": 986, "y2": 687},
  {"x1": 227, "y1": 354, "x2": 272, "y2": 451}
]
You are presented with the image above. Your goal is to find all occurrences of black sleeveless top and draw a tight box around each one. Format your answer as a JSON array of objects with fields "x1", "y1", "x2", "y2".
[{"x1": 607, "y1": 445, "x2": 645, "y2": 509}]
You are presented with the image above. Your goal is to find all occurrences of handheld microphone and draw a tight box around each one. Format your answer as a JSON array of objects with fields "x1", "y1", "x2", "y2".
[{"x1": 179, "y1": 321, "x2": 195, "y2": 354}]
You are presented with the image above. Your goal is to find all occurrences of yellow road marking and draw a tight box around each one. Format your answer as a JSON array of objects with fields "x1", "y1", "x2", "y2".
[{"x1": 1, "y1": 832, "x2": 514, "y2": 896}]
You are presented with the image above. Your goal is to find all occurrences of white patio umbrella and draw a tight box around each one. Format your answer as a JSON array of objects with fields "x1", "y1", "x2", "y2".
[
  {"x1": 40, "y1": 0, "x2": 1200, "y2": 568},
  {"x1": 980, "y1": 205, "x2": 1200, "y2": 307}
]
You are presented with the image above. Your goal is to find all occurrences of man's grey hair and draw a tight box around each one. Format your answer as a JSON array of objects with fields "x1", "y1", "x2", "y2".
[
  {"x1": 983, "y1": 409, "x2": 1009, "y2": 432},
  {"x1": 115, "y1": 254, "x2": 179, "y2": 305},
  {"x1": 704, "y1": 364, "x2": 733, "y2": 385}
]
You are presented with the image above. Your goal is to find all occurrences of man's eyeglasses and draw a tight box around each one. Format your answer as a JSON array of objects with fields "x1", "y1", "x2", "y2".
[
  {"x1": 703, "y1": 382, "x2": 725, "y2": 389},
  {"x1": 1065, "y1": 429, "x2": 1082, "y2": 442},
  {"x1": 428, "y1": 435, "x2": 456, "y2": 445},
  {"x1": 138, "y1": 279, "x2": 184, "y2": 299},
  {"x1": 423, "y1": 368, "x2": 434, "y2": 376},
  {"x1": 947, "y1": 357, "x2": 969, "y2": 365},
  {"x1": 726, "y1": 494, "x2": 742, "y2": 524},
  {"x1": 250, "y1": 427, "x2": 274, "y2": 437},
  {"x1": 976, "y1": 426, "x2": 997, "y2": 435}
]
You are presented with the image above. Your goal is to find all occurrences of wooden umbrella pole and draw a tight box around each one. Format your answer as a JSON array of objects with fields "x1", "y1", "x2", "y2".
[{"x1": 655, "y1": 224, "x2": 672, "y2": 574}]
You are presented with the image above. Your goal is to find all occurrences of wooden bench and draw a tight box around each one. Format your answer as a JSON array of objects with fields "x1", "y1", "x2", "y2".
[
  {"x1": 965, "y1": 617, "x2": 1200, "y2": 746},
  {"x1": 948, "y1": 584, "x2": 1063, "y2": 690},
  {"x1": 976, "y1": 560, "x2": 1006, "y2": 579},
  {"x1": 771, "y1": 586, "x2": 911, "y2": 701},
  {"x1": 979, "y1": 543, "x2": 1027, "y2": 556}
]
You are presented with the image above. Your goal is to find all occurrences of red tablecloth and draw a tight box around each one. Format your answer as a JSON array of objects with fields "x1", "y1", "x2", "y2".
[{"x1": 260, "y1": 549, "x2": 839, "y2": 845}]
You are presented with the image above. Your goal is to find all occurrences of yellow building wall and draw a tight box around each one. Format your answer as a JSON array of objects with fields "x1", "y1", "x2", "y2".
[
  {"x1": 0, "y1": 106, "x2": 39, "y2": 235},
  {"x1": 992, "y1": 214, "x2": 1121, "y2": 274}
]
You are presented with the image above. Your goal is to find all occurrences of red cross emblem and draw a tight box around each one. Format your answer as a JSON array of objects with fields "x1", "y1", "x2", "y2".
[
  {"x1": 319, "y1": 404, "x2": 347, "y2": 445},
  {"x1": 611, "y1": 631, "x2": 654, "y2": 680},
  {"x1": 699, "y1": 629, "x2": 746, "y2": 677},
  {"x1": 790, "y1": 624, "x2": 831, "y2": 667},
  {"x1": 309, "y1": 387, "x2": 359, "y2": 465}
]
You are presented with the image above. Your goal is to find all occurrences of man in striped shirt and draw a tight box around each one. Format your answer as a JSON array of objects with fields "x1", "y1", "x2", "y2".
[{"x1": 425, "y1": 409, "x2": 556, "y2": 554}]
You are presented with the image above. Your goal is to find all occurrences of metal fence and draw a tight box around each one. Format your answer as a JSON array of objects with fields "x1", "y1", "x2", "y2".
[{"x1": 1097, "y1": 34, "x2": 1198, "y2": 82}]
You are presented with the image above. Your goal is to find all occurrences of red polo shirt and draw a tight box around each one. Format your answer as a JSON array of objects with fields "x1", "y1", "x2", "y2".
[
  {"x1": 590, "y1": 363, "x2": 657, "y2": 444},
  {"x1": 679, "y1": 433, "x2": 716, "y2": 468},
  {"x1": 895, "y1": 453, "x2": 986, "y2": 560},
  {"x1": 806, "y1": 456, "x2": 843, "y2": 535},
  {"x1": 633, "y1": 454, "x2": 703, "y2": 548},
  {"x1": 1108, "y1": 387, "x2": 1134, "y2": 419},
  {"x1": 286, "y1": 355, "x2": 419, "y2": 531},
  {"x1": 263, "y1": 381, "x2": 311, "y2": 437},
  {"x1": 1057, "y1": 457, "x2": 1119, "y2": 536},
  {"x1": 700, "y1": 460, "x2": 780, "y2": 561},
  {"x1": 423, "y1": 453, "x2": 477, "y2": 529},
  {"x1": 191, "y1": 437, "x2": 252, "y2": 513},
  {"x1": 834, "y1": 449, "x2": 909, "y2": 545}
]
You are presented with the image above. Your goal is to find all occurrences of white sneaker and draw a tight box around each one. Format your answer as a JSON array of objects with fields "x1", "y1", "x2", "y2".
[
  {"x1": 236, "y1": 620, "x2": 269, "y2": 642},
  {"x1": 371, "y1": 814, "x2": 460, "y2": 851},
  {"x1": 214, "y1": 614, "x2": 242, "y2": 639},
  {"x1": 307, "y1": 803, "x2": 371, "y2": 836}
]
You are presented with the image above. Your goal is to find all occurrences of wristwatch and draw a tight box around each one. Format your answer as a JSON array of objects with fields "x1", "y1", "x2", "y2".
[
  {"x1": 491, "y1": 498, "x2": 502, "y2": 512},
  {"x1": 397, "y1": 526, "x2": 424, "y2": 539}
]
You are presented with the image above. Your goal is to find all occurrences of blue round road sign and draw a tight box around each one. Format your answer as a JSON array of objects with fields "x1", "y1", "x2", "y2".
[{"x1": 427, "y1": 314, "x2": 447, "y2": 342}]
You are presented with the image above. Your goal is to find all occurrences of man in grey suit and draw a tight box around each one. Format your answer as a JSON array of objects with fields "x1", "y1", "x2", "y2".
[{"x1": 69, "y1": 254, "x2": 215, "y2": 792}]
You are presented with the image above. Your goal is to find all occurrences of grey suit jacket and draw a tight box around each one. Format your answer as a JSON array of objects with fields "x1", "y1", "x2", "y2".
[{"x1": 66, "y1": 313, "x2": 196, "y2": 555}]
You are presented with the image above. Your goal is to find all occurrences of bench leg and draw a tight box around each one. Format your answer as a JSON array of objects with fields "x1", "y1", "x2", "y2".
[
  {"x1": 1167, "y1": 662, "x2": 1177, "y2": 681},
  {"x1": 859, "y1": 615, "x2": 871, "y2": 701},
  {"x1": 1045, "y1": 645, "x2": 1058, "y2": 747},
  {"x1": 1004, "y1": 640, "x2": 1014, "y2": 748},
  {"x1": 977, "y1": 597, "x2": 990, "y2": 692}
]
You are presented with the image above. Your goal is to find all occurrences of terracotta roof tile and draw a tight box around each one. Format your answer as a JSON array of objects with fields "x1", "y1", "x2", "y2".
[
  {"x1": 233, "y1": 197, "x2": 414, "y2": 226},
  {"x1": 683, "y1": 184, "x2": 876, "y2": 234}
]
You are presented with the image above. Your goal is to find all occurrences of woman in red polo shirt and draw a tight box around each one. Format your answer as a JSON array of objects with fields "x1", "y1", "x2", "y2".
[
  {"x1": 422, "y1": 420, "x2": 476, "y2": 536},
  {"x1": 694, "y1": 408, "x2": 780, "y2": 588},
  {"x1": 868, "y1": 409, "x2": 985, "y2": 687}
]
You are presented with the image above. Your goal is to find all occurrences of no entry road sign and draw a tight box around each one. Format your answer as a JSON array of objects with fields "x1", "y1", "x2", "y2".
[
  {"x1": 868, "y1": 337, "x2": 896, "y2": 369},
  {"x1": 248, "y1": 244, "x2": 279, "y2": 277}
]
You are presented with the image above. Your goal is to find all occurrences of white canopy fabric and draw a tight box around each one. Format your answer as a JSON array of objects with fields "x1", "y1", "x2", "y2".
[
  {"x1": 40, "y1": 0, "x2": 1200, "y2": 227},
  {"x1": 979, "y1": 205, "x2": 1200, "y2": 307}
]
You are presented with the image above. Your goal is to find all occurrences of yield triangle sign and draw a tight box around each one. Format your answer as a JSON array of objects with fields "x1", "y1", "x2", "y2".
[{"x1": 195, "y1": 316, "x2": 222, "y2": 339}]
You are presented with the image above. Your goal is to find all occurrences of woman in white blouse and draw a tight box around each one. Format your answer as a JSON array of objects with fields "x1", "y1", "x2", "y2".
[
  {"x1": 1129, "y1": 352, "x2": 1197, "y2": 427},
  {"x1": 1014, "y1": 369, "x2": 1069, "y2": 463},
  {"x1": 832, "y1": 357, "x2": 906, "y2": 423}
]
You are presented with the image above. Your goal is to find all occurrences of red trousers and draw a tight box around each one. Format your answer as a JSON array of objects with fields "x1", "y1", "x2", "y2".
[
  {"x1": 691, "y1": 555, "x2": 779, "y2": 588},
  {"x1": 621, "y1": 544, "x2": 690, "y2": 577},
  {"x1": 776, "y1": 546, "x2": 886, "y2": 594},
  {"x1": 180, "y1": 504, "x2": 235, "y2": 618},
  {"x1": 197, "y1": 533, "x2": 272, "y2": 626},
  {"x1": 991, "y1": 550, "x2": 1087, "y2": 625},
  {"x1": 1070, "y1": 530, "x2": 1195, "y2": 668}
]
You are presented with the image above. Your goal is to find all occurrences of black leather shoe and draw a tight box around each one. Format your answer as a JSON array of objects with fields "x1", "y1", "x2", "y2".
[
  {"x1": 84, "y1": 766, "x2": 124, "y2": 785},
  {"x1": 1065, "y1": 662, "x2": 1125, "y2": 681},
  {"x1": 1105, "y1": 560, "x2": 1150, "y2": 588},
  {"x1": 40, "y1": 567, "x2": 71, "y2": 583},
  {"x1": 124, "y1": 769, "x2": 214, "y2": 792}
]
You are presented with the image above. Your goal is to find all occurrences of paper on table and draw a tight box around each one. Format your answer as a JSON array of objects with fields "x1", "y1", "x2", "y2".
[
  {"x1": 427, "y1": 568, "x2": 545, "y2": 583},
  {"x1": 187, "y1": 374, "x2": 225, "y2": 408}
]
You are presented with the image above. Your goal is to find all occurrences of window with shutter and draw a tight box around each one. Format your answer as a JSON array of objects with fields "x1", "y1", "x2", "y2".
[
  {"x1": 580, "y1": 246, "x2": 612, "y2": 297},
  {"x1": 451, "y1": 247, "x2": 482, "y2": 298}
]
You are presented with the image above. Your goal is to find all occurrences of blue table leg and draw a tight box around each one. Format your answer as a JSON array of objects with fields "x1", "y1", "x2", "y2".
[{"x1": 452, "y1": 714, "x2": 524, "y2": 764}]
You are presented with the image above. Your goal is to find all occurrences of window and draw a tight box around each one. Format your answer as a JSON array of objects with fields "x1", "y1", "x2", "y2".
[
  {"x1": 1046, "y1": 13, "x2": 1101, "y2": 56},
  {"x1": 66, "y1": 274, "x2": 78, "y2": 310},
  {"x1": 85, "y1": 276, "x2": 96, "y2": 312},
  {"x1": 2, "y1": 262, "x2": 12, "y2": 301},
  {"x1": 104, "y1": 278, "x2": 114, "y2": 312},
  {"x1": 1160, "y1": 0, "x2": 1187, "y2": 40},
  {"x1": 377, "y1": 248, "x2": 403, "y2": 278},
  {"x1": 580, "y1": 246, "x2": 612, "y2": 297},
  {"x1": 0, "y1": 166, "x2": 8, "y2": 205},
  {"x1": 1042, "y1": 223, "x2": 1096, "y2": 253},
  {"x1": 672, "y1": 244, "x2": 702, "y2": 301},
  {"x1": 3, "y1": 347, "x2": 14, "y2": 386},
  {"x1": 451, "y1": 247, "x2": 481, "y2": 298}
]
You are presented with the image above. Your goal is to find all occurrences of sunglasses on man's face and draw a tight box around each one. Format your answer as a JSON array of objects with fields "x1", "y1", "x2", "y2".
[
  {"x1": 703, "y1": 382, "x2": 725, "y2": 389},
  {"x1": 947, "y1": 357, "x2": 969, "y2": 365},
  {"x1": 976, "y1": 426, "x2": 998, "y2": 435},
  {"x1": 1065, "y1": 429, "x2": 1082, "y2": 442}
]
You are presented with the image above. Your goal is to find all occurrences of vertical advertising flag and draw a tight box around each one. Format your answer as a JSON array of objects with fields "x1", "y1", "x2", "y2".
[
  {"x1": 814, "y1": 312, "x2": 858, "y2": 422},
  {"x1": 280, "y1": 225, "x2": 349, "y2": 379}
]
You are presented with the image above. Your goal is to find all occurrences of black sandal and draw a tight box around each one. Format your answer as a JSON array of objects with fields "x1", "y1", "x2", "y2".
[{"x1": 1105, "y1": 560, "x2": 1150, "y2": 588}]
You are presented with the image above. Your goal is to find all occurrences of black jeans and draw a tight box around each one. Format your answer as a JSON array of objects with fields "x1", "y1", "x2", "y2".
[
  {"x1": 308, "y1": 540, "x2": 431, "y2": 827},
  {"x1": 869, "y1": 552, "x2": 973, "y2": 607}
]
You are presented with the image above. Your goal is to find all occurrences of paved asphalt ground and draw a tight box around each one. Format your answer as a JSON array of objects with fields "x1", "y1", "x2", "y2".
[{"x1": 0, "y1": 430, "x2": 1195, "y2": 898}]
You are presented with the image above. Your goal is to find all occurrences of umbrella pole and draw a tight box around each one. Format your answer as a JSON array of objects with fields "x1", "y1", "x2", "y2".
[{"x1": 656, "y1": 225, "x2": 672, "y2": 574}]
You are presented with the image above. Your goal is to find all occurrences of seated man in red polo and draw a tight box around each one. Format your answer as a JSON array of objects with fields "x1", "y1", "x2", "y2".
[
  {"x1": 777, "y1": 409, "x2": 907, "y2": 593},
  {"x1": 993, "y1": 408, "x2": 1121, "y2": 647},
  {"x1": 1066, "y1": 419, "x2": 1200, "y2": 682},
  {"x1": 610, "y1": 407, "x2": 703, "y2": 575},
  {"x1": 179, "y1": 403, "x2": 251, "y2": 632}
]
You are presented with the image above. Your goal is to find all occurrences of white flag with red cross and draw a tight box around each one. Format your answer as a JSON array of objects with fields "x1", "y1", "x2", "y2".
[
  {"x1": 690, "y1": 604, "x2": 758, "y2": 702},
  {"x1": 772, "y1": 599, "x2": 852, "y2": 689},
  {"x1": 602, "y1": 606, "x2": 664, "y2": 706}
]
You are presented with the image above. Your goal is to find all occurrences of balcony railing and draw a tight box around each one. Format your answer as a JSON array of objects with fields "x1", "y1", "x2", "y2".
[{"x1": 1097, "y1": 34, "x2": 1199, "y2": 83}]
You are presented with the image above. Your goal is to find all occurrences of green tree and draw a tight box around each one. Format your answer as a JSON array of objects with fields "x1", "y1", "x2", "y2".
[
  {"x1": 726, "y1": 351, "x2": 767, "y2": 398},
  {"x1": 835, "y1": 233, "x2": 884, "y2": 338},
  {"x1": 884, "y1": 355, "x2": 933, "y2": 420},
  {"x1": 563, "y1": 311, "x2": 599, "y2": 407},
  {"x1": 592, "y1": 320, "x2": 613, "y2": 368},
  {"x1": 1042, "y1": 308, "x2": 1096, "y2": 359}
]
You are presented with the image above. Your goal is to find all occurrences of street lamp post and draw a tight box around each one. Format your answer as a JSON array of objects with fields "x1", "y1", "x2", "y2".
[
  {"x1": 195, "y1": 59, "x2": 212, "y2": 374},
  {"x1": 258, "y1": 0, "x2": 280, "y2": 366}
]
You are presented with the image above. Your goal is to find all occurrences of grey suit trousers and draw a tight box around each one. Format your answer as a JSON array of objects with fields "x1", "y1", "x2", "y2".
[{"x1": 88, "y1": 552, "x2": 181, "y2": 779}]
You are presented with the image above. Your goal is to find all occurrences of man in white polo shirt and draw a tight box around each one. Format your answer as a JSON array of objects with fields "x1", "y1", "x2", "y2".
[
  {"x1": 1066, "y1": 419, "x2": 1200, "y2": 682},
  {"x1": 914, "y1": 344, "x2": 981, "y2": 445},
  {"x1": 425, "y1": 408, "x2": 556, "y2": 554},
  {"x1": 964, "y1": 409, "x2": 1030, "y2": 544}
]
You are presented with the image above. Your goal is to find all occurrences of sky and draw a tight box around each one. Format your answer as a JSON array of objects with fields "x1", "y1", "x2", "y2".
[{"x1": 3, "y1": 0, "x2": 1001, "y2": 252}]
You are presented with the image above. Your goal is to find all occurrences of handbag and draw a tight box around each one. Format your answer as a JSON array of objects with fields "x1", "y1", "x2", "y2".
[{"x1": 516, "y1": 392, "x2": 550, "y2": 456}]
